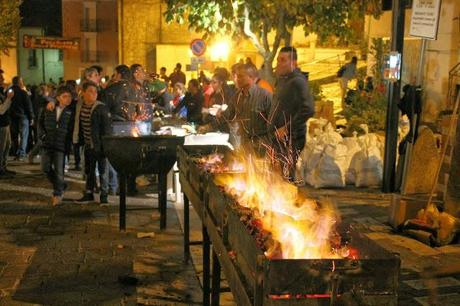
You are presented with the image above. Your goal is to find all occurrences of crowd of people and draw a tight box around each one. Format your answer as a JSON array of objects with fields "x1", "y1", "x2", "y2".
[{"x1": 0, "y1": 46, "x2": 315, "y2": 206}]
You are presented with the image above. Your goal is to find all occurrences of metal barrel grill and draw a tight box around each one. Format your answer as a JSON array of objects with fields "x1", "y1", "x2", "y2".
[
  {"x1": 103, "y1": 131, "x2": 184, "y2": 231},
  {"x1": 177, "y1": 147, "x2": 401, "y2": 306}
]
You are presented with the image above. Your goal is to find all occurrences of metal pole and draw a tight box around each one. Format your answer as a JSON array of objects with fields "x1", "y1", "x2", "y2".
[
  {"x1": 211, "y1": 249, "x2": 221, "y2": 306},
  {"x1": 383, "y1": 0, "x2": 406, "y2": 193},
  {"x1": 119, "y1": 174, "x2": 127, "y2": 231},
  {"x1": 41, "y1": 28, "x2": 46, "y2": 83},
  {"x1": 159, "y1": 172, "x2": 167, "y2": 229},
  {"x1": 416, "y1": 39, "x2": 428, "y2": 86},
  {"x1": 42, "y1": 49, "x2": 46, "y2": 83},
  {"x1": 203, "y1": 225, "x2": 211, "y2": 306},
  {"x1": 183, "y1": 194, "x2": 190, "y2": 263}
]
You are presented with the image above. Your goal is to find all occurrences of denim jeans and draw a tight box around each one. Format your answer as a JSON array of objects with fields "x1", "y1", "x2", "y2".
[
  {"x1": 17, "y1": 117, "x2": 29, "y2": 157},
  {"x1": 41, "y1": 149, "x2": 65, "y2": 196},
  {"x1": 0, "y1": 125, "x2": 11, "y2": 171},
  {"x1": 73, "y1": 143, "x2": 81, "y2": 167},
  {"x1": 84, "y1": 148, "x2": 108, "y2": 195},
  {"x1": 108, "y1": 162, "x2": 118, "y2": 193}
]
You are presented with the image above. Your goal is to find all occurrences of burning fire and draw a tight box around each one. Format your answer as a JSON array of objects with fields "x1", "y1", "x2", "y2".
[
  {"x1": 215, "y1": 154, "x2": 344, "y2": 260},
  {"x1": 195, "y1": 153, "x2": 245, "y2": 173},
  {"x1": 131, "y1": 125, "x2": 140, "y2": 137}
]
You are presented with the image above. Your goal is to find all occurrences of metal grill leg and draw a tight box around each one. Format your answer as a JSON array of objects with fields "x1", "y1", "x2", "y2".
[
  {"x1": 119, "y1": 174, "x2": 127, "y2": 231},
  {"x1": 184, "y1": 194, "x2": 190, "y2": 263},
  {"x1": 159, "y1": 172, "x2": 167, "y2": 229},
  {"x1": 203, "y1": 225, "x2": 211, "y2": 306},
  {"x1": 211, "y1": 249, "x2": 221, "y2": 306}
]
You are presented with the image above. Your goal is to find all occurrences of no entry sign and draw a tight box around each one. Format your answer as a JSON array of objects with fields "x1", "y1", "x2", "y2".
[{"x1": 190, "y1": 39, "x2": 206, "y2": 57}]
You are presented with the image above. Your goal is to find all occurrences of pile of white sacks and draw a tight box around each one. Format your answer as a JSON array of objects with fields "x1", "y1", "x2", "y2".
[{"x1": 298, "y1": 119, "x2": 385, "y2": 188}]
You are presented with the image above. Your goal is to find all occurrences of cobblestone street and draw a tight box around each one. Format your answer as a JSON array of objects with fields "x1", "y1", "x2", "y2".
[
  {"x1": 0, "y1": 160, "x2": 202, "y2": 306},
  {"x1": 1, "y1": 159, "x2": 460, "y2": 305}
]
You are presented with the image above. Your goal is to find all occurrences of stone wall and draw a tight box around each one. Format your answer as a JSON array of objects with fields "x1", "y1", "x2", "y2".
[{"x1": 119, "y1": 0, "x2": 194, "y2": 71}]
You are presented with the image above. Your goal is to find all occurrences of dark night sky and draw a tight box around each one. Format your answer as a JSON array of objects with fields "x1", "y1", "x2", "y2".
[{"x1": 20, "y1": 0, "x2": 62, "y2": 36}]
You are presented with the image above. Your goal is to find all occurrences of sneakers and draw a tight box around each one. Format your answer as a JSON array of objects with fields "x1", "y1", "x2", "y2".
[
  {"x1": 109, "y1": 190, "x2": 119, "y2": 196},
  {"x1": 51, "y1": 195, "x2": 63, "y2": 206},
  {"x1": 76, "y1": 193, "x2": 95, "y2": 203},
  {"x1": 100, "y1": 194, "x2": 108, "y2": 204}
]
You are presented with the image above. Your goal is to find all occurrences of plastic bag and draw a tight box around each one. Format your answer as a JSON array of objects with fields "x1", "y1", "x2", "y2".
[
  {"x1": 354, "y1": 131, "x2": 383, "y2": 187},
  {"x1": 306, "y1": 143, "x2": 348, "y2": 188}
]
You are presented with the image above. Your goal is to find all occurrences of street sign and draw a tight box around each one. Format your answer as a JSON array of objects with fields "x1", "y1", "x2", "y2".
[
  {"x1": 409, "y1": 0, "x2": 442, "y2": 40},
  {"x1": 23, "y1": 35, "x2": 80, "y2": 50},
  {"x1": 190, "y1": 39, "x2": 206, "y2": 57},
  {"x1": 191, "y1": 56, "x2": 206, "y2": 65},
  {"x1": 186, "y1": 63, "x2": 198, "y2": 71}
]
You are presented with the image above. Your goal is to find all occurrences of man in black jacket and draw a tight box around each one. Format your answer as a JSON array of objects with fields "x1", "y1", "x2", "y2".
[
  {"x1": 269, "y1": 46, "x2": 314, "y2": 182},
  {"x1": 103, "y1": 65, "x2": 131, "y2": 121},
  {"x1": 0, "y1": 69, "x2": 15, "y2": 178},
  {"x1": 10, "y1": 76, "x2": 34, "y2": 160},
  {"x1": 39, "y1": 85, "x2": 75, "y2": 206},
  {"x1": 73, "y1": 81, "x2": 111, "y2": 204}
]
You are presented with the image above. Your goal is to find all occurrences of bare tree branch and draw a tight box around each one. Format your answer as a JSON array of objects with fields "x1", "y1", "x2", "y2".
[{"x1": 243, "y1": 6, "x2": 267, "y2": 58}]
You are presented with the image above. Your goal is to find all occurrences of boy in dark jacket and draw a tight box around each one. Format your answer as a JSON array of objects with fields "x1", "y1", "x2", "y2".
[
  {"x1": 73, "y1": 81, "x2": 111, "y2": 204},
  {"x1": 39, "y1": 85, "x2": 75, "y2": 206}
]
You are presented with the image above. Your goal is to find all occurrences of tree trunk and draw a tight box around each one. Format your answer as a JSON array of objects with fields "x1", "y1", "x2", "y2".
[
  {"x1": 261, "y1": 57, "x2": 275, "y2": 85},
  {"x1": 284, "y1": 31, "x2": 292, "y2": 47}
]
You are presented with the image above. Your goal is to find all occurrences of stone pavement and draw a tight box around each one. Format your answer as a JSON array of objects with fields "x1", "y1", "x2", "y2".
[
  {"x1": 0, "y1": 160, "x2": 202, "y2": 306},
  {"x1": 1, "y1": 159, "x2": 460, "y2": 305}
]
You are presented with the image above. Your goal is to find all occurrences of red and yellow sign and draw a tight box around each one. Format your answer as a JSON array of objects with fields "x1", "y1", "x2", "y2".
[{"x1": 23, "y1": 35, "x2": 80, "y2": 50}]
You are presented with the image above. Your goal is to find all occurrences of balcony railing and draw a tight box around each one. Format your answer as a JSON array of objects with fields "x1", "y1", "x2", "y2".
[{"x1": 80, "y1": 19, "x2": 101, "y2": 32}]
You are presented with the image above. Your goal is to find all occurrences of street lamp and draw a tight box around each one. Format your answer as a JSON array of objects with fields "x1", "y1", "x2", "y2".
[{"x1": 210, "y1": 39, "x2": 230, "y2": 62}]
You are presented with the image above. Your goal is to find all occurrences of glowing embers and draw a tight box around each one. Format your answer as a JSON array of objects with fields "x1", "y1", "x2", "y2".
[
  {"x1": 193, "y1": 153, "x2": 244, "y2": 174},
  {"x1": 215, "y1": 155, "x2": 345, "y2": 260},
  {"x1": 129, "y1": 121, "x2": 152, "y2": 137}
]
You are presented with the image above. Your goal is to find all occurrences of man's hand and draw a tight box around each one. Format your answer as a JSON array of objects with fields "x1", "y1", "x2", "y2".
[
  {"x1": 46, "y1": 101, "x2": 56, "y2": 111},
  {"x1": 197, "y1": 124, "x2": 211, "y2": 134},
  {"x1": 275, "y1": 125, "x2": 288, "y2": 141},
  {"x1": 29, "y1": 119, "x2": 34, "y2": 126}
]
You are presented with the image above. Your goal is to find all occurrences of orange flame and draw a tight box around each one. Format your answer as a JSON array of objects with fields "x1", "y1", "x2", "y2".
[
  {"x1": 131, "y1": 127, "x2": 140, "y2": 137},
  {"x1": 215, "y1": 154, "x2": 342, "y2": 259}
]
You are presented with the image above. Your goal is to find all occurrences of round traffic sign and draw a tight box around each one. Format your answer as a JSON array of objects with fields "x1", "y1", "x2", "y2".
[{"x1": 190, "y1": 39, "x2": 206, "y2": 57}]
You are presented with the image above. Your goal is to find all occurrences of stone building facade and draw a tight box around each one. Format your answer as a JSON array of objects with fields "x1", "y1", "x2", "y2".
[
  {"x1": 118, "y1": 0, "x2": 198, "y2": 80},
  {"x1": 62, "y1": 0, "x2": 118, "y2": 80}
]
